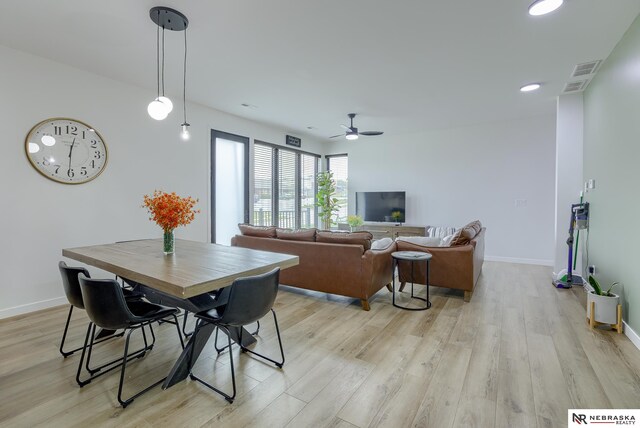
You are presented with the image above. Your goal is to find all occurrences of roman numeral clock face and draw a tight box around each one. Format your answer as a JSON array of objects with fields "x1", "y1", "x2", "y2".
[{"x1": 25, "y1": 118, "x2": 108, "y2": 184}]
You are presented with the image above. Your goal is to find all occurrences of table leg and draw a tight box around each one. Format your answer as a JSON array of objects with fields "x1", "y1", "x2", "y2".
[
  {"x1": 162, "y1": 324, "x2": 256, "y2": 389},
  {"x1": 163, "y1": 323, "x2": 215, "y2": 389}
]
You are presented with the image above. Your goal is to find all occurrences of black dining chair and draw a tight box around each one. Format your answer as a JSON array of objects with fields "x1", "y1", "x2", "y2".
[
  {"x1": 58, "y1": 261, "x2": 143, "y2": 358},
  {"x1": 188, "y1": 268, "x2": 285, "y2": 403},
  {"x1": 77, "y1": 275, "x2": 185, "y2": 408}
]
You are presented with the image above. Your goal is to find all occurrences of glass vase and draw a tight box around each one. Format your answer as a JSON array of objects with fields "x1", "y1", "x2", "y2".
[{"x1": 163, "y1": 229, "x2": 175, "y2": 255}]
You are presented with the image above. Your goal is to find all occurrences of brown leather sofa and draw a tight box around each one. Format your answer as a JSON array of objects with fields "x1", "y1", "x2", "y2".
[
  {"x1": 230, "y1": 225, "x2": 394, "y2": 310},
  {"x1": 396, "y1": 222, "x2": 485, "y2": 302}
]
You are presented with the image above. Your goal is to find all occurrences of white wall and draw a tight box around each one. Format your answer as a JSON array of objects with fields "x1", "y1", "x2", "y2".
[
  {"x1": 329, "y1": 115, "x2": 557, "y2": 264},
  {"x1": 583, "y1": 12, "x2": 640, "y2": 334},
  {"x1": 0, "y1": 44, "x2": 325, "y2": 318},
  {"x1": 554, "y1": 93, "x2": 584, "y2": 277}
]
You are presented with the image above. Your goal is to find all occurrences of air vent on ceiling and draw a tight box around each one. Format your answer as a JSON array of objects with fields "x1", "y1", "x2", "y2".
[
  {"x1": 572, "y1": 60, "x2": 601, "y2": 78},
  {"x1": 563, "y1": 80, "x2": 589, "y2": 93}
]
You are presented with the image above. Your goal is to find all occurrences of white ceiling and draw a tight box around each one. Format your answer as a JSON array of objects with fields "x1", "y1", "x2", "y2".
[{"x1": 1, "y1": 0, "x2": 639, "y2": 141}]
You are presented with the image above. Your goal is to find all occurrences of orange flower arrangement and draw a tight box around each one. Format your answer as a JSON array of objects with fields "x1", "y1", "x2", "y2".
[{"x1": 142, "y1": 190, "x2": 200, "y2": 232}]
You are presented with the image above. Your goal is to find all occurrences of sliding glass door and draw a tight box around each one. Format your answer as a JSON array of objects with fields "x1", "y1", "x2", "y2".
[{"x1": 211, "y1": 130, "x2": 249, "y2": 245}]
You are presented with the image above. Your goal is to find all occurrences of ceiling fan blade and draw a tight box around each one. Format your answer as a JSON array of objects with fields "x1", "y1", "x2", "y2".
[
  {"x1": 360, "y1": 131, "x2": 384, "y2": 136},
  {"x1": 329, "y1": 134, "x2": 345, "y2": 139},
  {"x1": 340, "y1": 124, "x2": 351, "y2": 130}
]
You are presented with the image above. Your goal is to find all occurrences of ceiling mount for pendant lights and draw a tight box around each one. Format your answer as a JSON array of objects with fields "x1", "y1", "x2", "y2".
[
  {"x1": 528, "y1": 0, "x2": 563, "y2": 16},
  {"x1": 148, "y1": 7, "x2": 190, "y2": 140}
]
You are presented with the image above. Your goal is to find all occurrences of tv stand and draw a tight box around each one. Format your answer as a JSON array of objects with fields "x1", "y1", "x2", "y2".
[{"x1": 360, "y1": 223, "x2": 426, "y2": 240}]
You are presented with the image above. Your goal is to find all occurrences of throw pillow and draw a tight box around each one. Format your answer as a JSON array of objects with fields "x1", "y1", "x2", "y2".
[
  {"x1": 371, "y1": 237, "x2": 393, "y2": 251},
  {"x1": 316, "y1": 230, "x2": 373, "y2": 250},
  {"x1": 237, "y1": 223, "x2": 277, "y2": 238},
  {"x1": 276, "y1": 228, "x2": 317, "y2": 242},
  {"x1": 449, "y1": 229, "x2": 469, "y2": 246},
  {"x1": 396, "y1": 236, "x2": 442, "y2": 247}
]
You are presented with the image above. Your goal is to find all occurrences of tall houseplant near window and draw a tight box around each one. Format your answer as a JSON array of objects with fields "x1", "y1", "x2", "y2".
[{"x1": 315, "y1": 171, "x2": 340, "y2": 230}]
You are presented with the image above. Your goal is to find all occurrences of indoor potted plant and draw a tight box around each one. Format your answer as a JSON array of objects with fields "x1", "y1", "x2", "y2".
[
  {"x1": 347, "y1": 214, "x2": 364, "y2": 232},
  {"x1": 315, "y1": 171, "x2": 340, "y2": 230},
  {"x1": 142, "y1": 190, "x2": 200, "y2": 255},
  {"x1": 587, "y1": 275, "x2": 621, "y2": 331}
]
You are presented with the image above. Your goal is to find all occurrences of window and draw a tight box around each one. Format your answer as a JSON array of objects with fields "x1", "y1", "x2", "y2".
[
  {"x1": 326, "y1": 154, "x2": 348, "y2": 225},
  {"x1": 253, "y1": 141, "x2": 319, "y2": 229},
  {"x1": 253, "y1": 144, "x2": 273, "y2": 226}
]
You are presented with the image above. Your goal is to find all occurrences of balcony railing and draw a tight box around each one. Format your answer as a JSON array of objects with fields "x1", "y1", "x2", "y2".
[{"x1": 253, "y1": 208, "x2": 314, "y2": 229}]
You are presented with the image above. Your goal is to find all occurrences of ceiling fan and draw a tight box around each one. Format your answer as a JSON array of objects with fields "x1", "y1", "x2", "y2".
[{"x1": 329, "y1": 113, "x2": 384, "y2": 140}]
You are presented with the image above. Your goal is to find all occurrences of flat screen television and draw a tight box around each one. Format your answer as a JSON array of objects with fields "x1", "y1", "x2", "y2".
[{"x1": 355, "y1": 191, "x2": 406, "y2": 223}]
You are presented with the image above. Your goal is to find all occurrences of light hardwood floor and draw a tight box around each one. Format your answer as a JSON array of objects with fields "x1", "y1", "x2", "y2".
[{"x1": 1, "y1": 262, "x2": 639, "y2": 428}]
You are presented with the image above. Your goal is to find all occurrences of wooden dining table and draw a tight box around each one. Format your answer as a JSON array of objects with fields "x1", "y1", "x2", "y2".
[{"x1": 62, "y1": 238, "x2": 299, "y2": 388}]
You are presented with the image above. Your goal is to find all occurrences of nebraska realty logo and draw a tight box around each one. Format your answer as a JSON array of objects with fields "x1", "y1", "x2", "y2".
[{"x1": 569, "y1": 409, "x2": 639, "y2": 426}]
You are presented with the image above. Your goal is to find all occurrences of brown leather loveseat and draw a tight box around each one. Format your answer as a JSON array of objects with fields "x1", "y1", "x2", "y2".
[
  {"x1": 231, "y1": 224, "x2": 394, "y2": 310},
  {"x1": 396, "y1": 221, "x2": 485, "y2": 301}
]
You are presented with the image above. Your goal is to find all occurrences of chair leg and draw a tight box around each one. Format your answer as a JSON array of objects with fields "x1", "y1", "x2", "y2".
[
  {"x1": 239, "y1": 309, "x2": 285, "y2": 368},
  {"x1": 251, "y1": 320, "x2": 260, "y2": 336},
  {"x1": 59, "y1": 306, "x2": 74, "y2": 357},
  {"x1": 172, "y1": 315, "x2": 186, "y2": 349},
  {"x1": 117, "y1": 325, "x2": 167, "y2": 408},
  {"x1": 77, "y1": 321, "x2": 153, "y2": 384},
  {"x1": 182, "y1": 311, "x2": 194, "y2": 337},
  {"x1": 189, "y1": 323, "x2": 236, "y2": 403},
  {"x1": 399, "y1": 282, "x2": 407, "y2": 292},
  {"x1": 60, "y1": 306, "x2": 123, "y2": 358}
]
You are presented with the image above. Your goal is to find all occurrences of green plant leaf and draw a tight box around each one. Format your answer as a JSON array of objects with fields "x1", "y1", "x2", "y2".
[
  {"x1": 588, "y1": 275, "x2": 602, "y2": 296},
  {"x1": 604, "y1": 282, "x2": 619, "y2": 296}
]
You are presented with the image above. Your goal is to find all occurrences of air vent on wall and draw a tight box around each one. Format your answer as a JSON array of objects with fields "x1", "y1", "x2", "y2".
[
  {"x1": 572, "y1": 60, "x2": 601, "y2": 77},
  {"x1": 563, "y1": 80, "x2": 589, "y2": 93}
]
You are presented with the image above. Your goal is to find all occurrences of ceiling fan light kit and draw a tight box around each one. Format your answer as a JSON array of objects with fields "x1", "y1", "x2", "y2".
[
  {"x1": 148, "y1": 7, "x2": 190, "y2": 140},
  {"x1": 330, "y1": 113, "x2": 384, "y2": 140}
]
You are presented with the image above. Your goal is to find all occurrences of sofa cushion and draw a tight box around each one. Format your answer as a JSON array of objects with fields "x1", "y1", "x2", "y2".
[
  {"x1": 276, "y1": 228, "x2": 317, "y2": 242},
  {"x1": 371, "y1": 237, "x2": 393, "y2": 251},
  {"x1": 238, "y1": 223, "x2": 277, "y2": 238},
  {"x1": 396, "y1": 236, "x2": 442, "y2": 247},
  {"x1": 316, "y1": 230, "x2": 373, "y2": 250}
]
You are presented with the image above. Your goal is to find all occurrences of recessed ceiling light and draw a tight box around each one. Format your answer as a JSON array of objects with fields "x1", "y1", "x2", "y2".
[
  {"x1": 528, "y1": 0, "x2": 563, "y2": 16},
  {"x1": 520, "y1": 83, "x2": 541, "y2": 92}
]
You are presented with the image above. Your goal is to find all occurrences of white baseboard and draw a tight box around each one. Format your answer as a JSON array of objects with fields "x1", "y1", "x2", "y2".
[
  {"x1": 485, "y1": 255, "x2": 554, "y2": 266},
  {"x1": 0, "y1": 296, "x2": 66, "y2": 320},
  {"x1": 623, "y1": 321, "x2": 640, "y2": 351}
]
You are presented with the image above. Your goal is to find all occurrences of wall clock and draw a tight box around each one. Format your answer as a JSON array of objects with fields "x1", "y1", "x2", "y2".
[{"x1": 25, "y1": 118, "x2": 108, "y2": 184}]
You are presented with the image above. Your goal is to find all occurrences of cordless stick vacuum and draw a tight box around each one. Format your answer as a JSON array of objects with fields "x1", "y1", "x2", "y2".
[{"x1": 554, "y1": 202, "x2": 589, "y2": 289}]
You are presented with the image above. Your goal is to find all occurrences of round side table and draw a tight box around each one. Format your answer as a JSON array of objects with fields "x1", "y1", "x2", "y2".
[{"x1": 391, "y1": 251, "x2": 432, "y2": 311}]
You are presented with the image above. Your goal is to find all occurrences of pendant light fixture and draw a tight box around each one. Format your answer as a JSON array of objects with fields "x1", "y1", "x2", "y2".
[
  {"x1": 148, "y1": 7, "x2": 189, "y2": 131},
  {"x1": 180, "y1": 19, "x2": 190, "y2": 141}
]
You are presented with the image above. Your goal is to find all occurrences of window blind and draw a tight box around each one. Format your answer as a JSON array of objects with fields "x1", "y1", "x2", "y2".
[{"x1": 253, "y1": 144, "x2": 273, "y2": 226}]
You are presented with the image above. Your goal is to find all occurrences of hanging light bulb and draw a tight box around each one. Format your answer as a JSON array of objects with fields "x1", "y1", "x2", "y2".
[
  {"x1": 180, "y1": 123, "x2": 191, "y2": 141},
  {"x1": 148, "y1": 98, "x2": 169, "y2": 120},
  {"x1": 157, "y1": 96, "x2": 173, "y2": 113}
]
